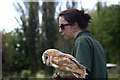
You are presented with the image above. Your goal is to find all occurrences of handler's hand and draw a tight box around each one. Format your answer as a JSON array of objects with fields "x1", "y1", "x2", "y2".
[
  {"x1": 52, "y1": 73, "x2": 61, "y2": 80},
  {"x1": 52, "y1": 73, "x2": 82, "y2": 80}
]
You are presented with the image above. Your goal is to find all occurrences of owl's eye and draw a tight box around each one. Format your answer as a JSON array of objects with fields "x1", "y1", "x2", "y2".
[{"x1": 45, "y1": 56, "x2": 48, "y2": 60}]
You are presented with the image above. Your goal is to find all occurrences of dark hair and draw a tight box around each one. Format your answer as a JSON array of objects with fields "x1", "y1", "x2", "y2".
[{"x1": 59, "y1": 9, "x2": 92, "y2": 29}]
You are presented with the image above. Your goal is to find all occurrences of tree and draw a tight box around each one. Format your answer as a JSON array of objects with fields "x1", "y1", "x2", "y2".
[
  {"x1": 13, "y1": 1, "x2": 40, "y2": 74},
  {"x1": 41, "y1": 2, "x2": 58, "y2": 77},
  {"x1": 89, "y1": 5, "x2": 120, "y2": 63},
  {"x1": 2, "y1": 29, "x2": 26, "y2": 76},
  {"x1": 27, "y1": 2, "x2": 39, "y2": 74}
]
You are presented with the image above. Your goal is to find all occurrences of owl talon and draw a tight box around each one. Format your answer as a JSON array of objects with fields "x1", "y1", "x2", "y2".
[{"x1": 56, "y1": 72, "x2": 60, "y2": 75}]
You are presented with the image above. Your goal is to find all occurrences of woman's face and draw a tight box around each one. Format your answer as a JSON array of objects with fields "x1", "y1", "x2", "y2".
[{"x1": 59, "y1": 16, "x2": 74, "y2": 40}]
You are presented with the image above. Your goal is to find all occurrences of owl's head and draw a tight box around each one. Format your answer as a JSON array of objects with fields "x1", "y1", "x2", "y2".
[{"x1": 42, "y1": 49, "x2": 61, "y2": 66}]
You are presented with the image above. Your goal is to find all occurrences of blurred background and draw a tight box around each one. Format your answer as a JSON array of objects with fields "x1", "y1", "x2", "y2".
[{"x1": 0, "y1": 0, "x2": 120, "y2": 79}]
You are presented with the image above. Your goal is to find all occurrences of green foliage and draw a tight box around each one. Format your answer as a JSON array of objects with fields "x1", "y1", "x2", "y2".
[
  {"x1": 4, "y1": 32, "x2": 15, "y2": 67},
  {"x1": 3, "y1": 2, "x2": 41, "y2": 75},
  {"x1": 21, "y1": 70, "x2": 31, "y2": 78},
  {"x1": 36, "y1": 70, "x2": 45, "y2": 78},
  {"x1": 108, "y1": 68, "x2": 119, "y2": 78},
  {"x1": 89, "y1": 5, "x2": 120, "y2": 63}
]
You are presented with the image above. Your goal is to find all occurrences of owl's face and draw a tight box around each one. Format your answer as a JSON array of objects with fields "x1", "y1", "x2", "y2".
[
  {"x1": 42, "y1": 53, "x2": 50, "y2": 65},
  {"x1": 42, "y1": 49, "x2": 61, "y2": 66}
]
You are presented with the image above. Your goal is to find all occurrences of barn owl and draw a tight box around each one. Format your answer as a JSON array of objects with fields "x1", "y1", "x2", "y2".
[{"x1": 42, "y1": 49, "x2": 87, "y2": 78}]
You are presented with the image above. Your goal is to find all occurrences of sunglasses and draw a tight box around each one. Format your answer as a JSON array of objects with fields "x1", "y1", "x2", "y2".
[{"x1": 59, "y1": 23, "x2": 73, "y2": 30}]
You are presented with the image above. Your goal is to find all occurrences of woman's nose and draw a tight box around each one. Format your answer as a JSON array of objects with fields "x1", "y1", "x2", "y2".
[{"x1": 59, "y1": 28, "x2": 62, "y2": 33}]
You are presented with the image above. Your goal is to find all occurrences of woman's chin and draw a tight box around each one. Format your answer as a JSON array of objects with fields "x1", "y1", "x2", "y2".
[{"x1": 64, "y1": 36, "x2": 69, "y2": 40}]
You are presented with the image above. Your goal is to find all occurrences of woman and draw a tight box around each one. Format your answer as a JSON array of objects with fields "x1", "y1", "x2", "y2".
[{"x1": 53, "y1": 9, "x2": 108, "y2": 80}]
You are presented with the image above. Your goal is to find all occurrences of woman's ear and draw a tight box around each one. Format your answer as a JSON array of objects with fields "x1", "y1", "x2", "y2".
[{"x1": 73, "y1": 22, "x2": 78, "y2": 30}]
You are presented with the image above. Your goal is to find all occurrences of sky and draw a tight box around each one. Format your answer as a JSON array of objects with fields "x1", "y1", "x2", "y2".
[{"x1": 0, "y1": 0, "x2": 119, "y2": 32}]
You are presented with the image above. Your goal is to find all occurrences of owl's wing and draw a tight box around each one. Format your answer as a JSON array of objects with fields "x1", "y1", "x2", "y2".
[
  {"x1": 51, "y1": 55, "x2": 86, "y2": 76},
  {"x1": 57, "y1": 53, "x2": 86, "y2": 71}
]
